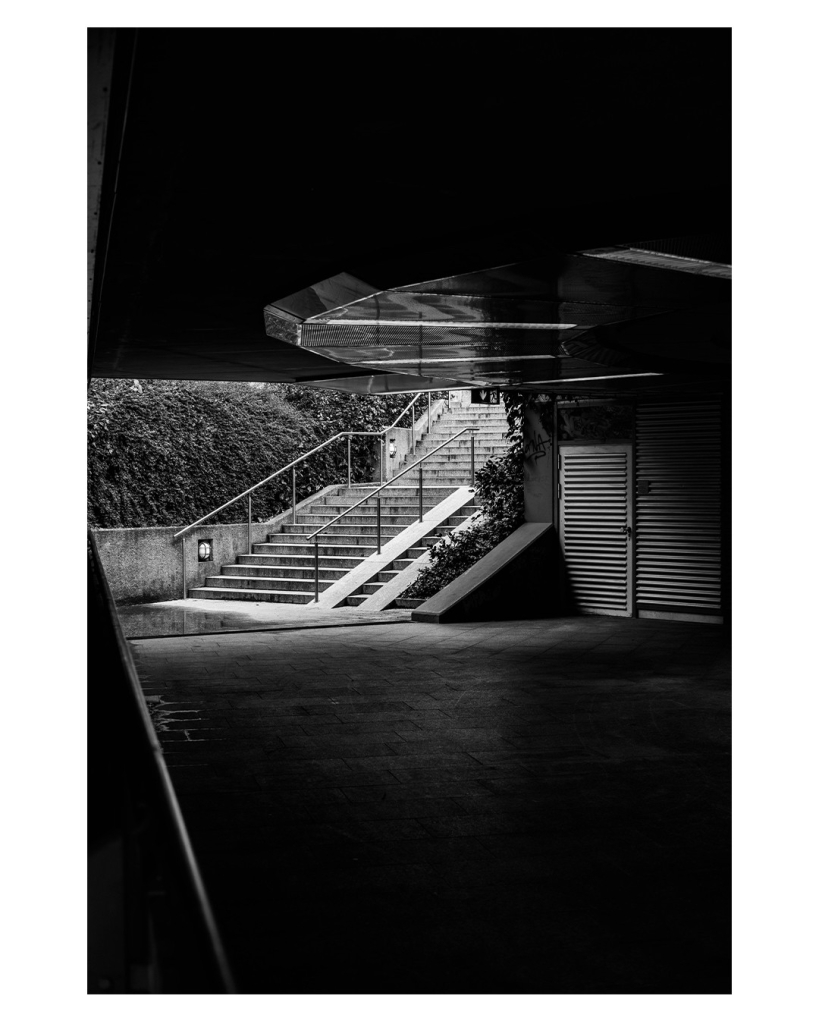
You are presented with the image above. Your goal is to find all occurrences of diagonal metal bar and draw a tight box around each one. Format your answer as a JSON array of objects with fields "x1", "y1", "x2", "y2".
[
  {"x1": 172, "y1": 431, "x2": 382, "y2": 540},
  {"x1": 306, "y1": 428, "x2": 478, "y2": 543}
]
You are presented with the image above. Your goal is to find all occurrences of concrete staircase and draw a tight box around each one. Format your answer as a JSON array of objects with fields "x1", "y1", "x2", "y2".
[
  {"x1": 342, "y1": 496, "x2": 481, "y2": 607},
  {"x1": 397, "y1": 403, "x2": 509, "y2": 486},
  {"x1": 188, "y1": 400, "x2": 509, "y2": 606},
  {"x1": 342, "y1": 402, "x2": 509, "y2": 607}
]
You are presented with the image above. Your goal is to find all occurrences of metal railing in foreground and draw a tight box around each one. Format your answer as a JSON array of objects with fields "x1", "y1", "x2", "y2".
[
  {"x1": 88, "y1": 531, "x2": 237, "y2": 993},
  {"x1": 306, "y1": 428, "x2": 478, "y2": 602}
]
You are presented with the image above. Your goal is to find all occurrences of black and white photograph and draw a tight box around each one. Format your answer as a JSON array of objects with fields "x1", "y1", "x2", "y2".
[{"x1": 83, "y1": 21, "x2": 739, "y2": 1001}]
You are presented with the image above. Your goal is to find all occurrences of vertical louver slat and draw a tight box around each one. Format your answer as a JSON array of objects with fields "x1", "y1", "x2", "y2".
[
  {"x1": 560, "y1": 446, "x2": 631, "y2": 615},
  {"x1": 635, "y1": 402, "x2": 722, "y2": 614}
]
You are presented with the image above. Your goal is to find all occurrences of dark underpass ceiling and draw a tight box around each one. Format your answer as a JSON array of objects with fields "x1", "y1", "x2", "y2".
[{"x1": 88, "y1": 28, "x2": 731, "y2": 391}]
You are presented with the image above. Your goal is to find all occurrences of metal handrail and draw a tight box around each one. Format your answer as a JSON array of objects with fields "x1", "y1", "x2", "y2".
[
  {"x1": 172, "y1": 390, "x2": 451, "y2": 599},
  {"x1": 386, "y1": 392, "x2": 423, "y2": 430},
  {"x1": 172, "y1": 430, "x2": 383, "y2": 541},
  {"x1": 306, "y1": 427, "x2": 478, "y2": 602},
  {"x1": 173, "y1": 392, "x2": 440, "y2": 543},
  {"x1": 88, "y1": 531, "x2": 236, "y2": 992},
  {"x1": 384, "y1": 389, "x2": 448, "y2": 455}
]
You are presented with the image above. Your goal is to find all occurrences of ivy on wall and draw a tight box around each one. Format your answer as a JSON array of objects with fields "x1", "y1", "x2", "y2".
[
  {"x1": 401, "y1": 390, "x2": 588, "y2": 600},
  {"x1": 402, "y1": 392, "x2": 527, "y2": 600},
  {"x1": 87, "y1": 380, "x2": 412, "y2": 529}
]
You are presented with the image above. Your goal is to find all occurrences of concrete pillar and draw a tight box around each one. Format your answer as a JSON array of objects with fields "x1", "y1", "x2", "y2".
[{"x1": 523, "y1": 403, "x2": 554, "y2": 523}]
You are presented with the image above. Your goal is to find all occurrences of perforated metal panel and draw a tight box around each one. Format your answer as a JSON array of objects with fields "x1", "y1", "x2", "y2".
[
  {"x1": 635, "y1": 402, "x2": 722, "y2": 614},
  {"x1": 559, "y1": 445, "x2": 633, "y2": 616}
]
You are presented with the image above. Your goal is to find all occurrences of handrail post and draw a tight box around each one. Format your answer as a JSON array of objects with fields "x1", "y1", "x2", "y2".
[
  {"x1": 471, "y1": 432, "x2": 476, "y2": 487},
  {"x1": 377, "y1": 496, "x2": 381, "y2": 555},
  {"x1": 347, "y1": 435, "x2": 352, "y2": 488},
  {"x1": 305, "y1": 425, "x2": 472, "y2": 556},
  {"x1": 292, "y1": 468, "x2": 297, "y2": 525},
  {"x1": 380, "y1": 436, "x2": 384, "y2": 484},
  {"x1": 182, "y1": 536, "x2": 187, "y2": 600},
  {"x1": 412, "y1": 417, "x2": 415, "y2": 455},
  {"x1": 427, "y1": 390, "x2": 431, "y2": 431},
  {"x1": 247, "y1": 493, "x2": 252, "y2": 555},
  {"x1": 314, "y1": 537, "x2": 320, "y2": 603}
]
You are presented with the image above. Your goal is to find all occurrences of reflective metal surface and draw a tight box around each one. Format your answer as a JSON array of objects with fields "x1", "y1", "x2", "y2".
[
  {"x1": 264, "y1": 250, "x2": 731, "y2": 392},
  {"x1": 304, "y1": 372, "x2": 467, "y2": 394},
  {"x1": 580, "y1": 246, "x2": 732, "y2": 279},
  {"x1": 270, "y1": 272, "x2": 379, "y2": 321}
]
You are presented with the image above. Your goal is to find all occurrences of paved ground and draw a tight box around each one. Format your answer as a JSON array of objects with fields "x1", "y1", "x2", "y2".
[
  {"x1": 130, "y1": 615, "x2": 731, "y2": 995},
  {"x1": 117, "y1": 597, "x2": 412, "y2": 639}
]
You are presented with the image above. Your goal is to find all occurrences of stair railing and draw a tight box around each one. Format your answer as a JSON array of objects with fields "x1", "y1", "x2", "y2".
[
  {"x1": 385, "y1": 392, "x2": 422, "y2": 460},
  {"x1": 171, "y1": 391, "x2": 444, "y2": 599},
  {"x1": 306, "y1": 428, "x2": 478, "y2": 603},
  {"x1": 172, "y1": 430, "x2": 384, "y2": 598},
  {"x1": 383, "y1": 390, "x2": 450, "y2": 459},
  {"x1": 88, "y1": 532, "x2": 236, "y2": 992}
]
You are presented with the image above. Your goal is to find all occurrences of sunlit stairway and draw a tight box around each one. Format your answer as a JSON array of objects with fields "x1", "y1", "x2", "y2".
[
  {"x1": 187, "y1": 486, "x2": 467, "y2": 604},
  {"x1": 343, "y1": 402, "x2": 508, "y2": 607},
  {"x1": 188, "y1": 401, "x2": 509, "y2": 605},
  {"x1": 396, "y1": 403, "x2": 509, "y2": 484}
]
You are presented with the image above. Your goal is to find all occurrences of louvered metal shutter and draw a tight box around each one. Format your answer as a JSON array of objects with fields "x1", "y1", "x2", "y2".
[
  {"x1": 559, "y1": 445, "x2": 632, "y2": 616},
  {"x1": 635, "y1": 402, "x2": 722, "y2": 614}
]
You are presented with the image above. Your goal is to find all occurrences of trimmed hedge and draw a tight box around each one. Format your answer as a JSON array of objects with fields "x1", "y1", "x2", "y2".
[{"x1": 87, "y1": 380, "x2": 412, "y2": 528}]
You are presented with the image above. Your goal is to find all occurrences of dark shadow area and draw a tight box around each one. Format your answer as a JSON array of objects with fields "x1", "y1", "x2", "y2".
[
  {"x1": 434, "y1": 525, "x2": 564, "y2": 623},
  {"x1": 129, "y1": 615, "x2": 730, "y2": 994}
]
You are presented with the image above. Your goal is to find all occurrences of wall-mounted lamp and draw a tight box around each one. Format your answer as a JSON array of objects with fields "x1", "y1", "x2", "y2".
[
  {"x1": 198, "y1": 540, "x2": 213, "y2": 562},
  {"x1": 388, "y1": 438, "x2": 397, "y2": 458}
]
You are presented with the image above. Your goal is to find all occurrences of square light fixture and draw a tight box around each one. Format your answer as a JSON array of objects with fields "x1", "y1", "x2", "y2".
[{"x1": 198, "y1": 539, "x2": 214, "y2": 562}]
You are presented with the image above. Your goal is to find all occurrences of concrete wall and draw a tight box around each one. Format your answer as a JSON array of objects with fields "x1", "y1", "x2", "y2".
[
  {"x1": 523, "y1": 403, "x2": 554, "y2": 523},
  {"x1": 374, "y1": 398, "x2": 449, "y2": 481},
  {"x1": 413, "y1": 523, "x2": 562, "y2": 624},
  {"x1": 94, "y1": 522, "x2": 272, "y2": 605},
  {"x1": 93, "y1": 486, "x2": 340, "y2": 605},
  {"x1": 383, "y1": 427, "x2": 412, "y2": 480}
]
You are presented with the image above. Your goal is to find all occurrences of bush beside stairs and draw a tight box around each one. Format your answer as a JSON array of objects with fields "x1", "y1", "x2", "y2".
[{"x1": 187, "y1": 402, "x2": 509, "y2": 607}]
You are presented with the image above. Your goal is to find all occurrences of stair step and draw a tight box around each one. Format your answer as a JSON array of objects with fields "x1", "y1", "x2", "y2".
[
  {"x1": 413, "y1": 437, "x2": 507, "y2": 445},
  {"x1": 222, "y1": 563, "x2": 349, "y2": 580},
  {"x1": 188, "y1": 587, "x2": 315, "y2": 604},
  {"x1": 410, "y1": 441, "x2": 508, "y2": 450},
  {"x1": 238, "y1": 553, "x2": 366, "y2": 569},
  {"x1": 293, "y1": 513, "x2": 425, "y2": 527},
  {"x1": 276, "y1": 527, "x2": 406, "y2": 540},
  {"x1": 306, "y1": 503, "x2": 445, "y2": 514},
  {"x1": 204, "y1": 575, "x2": 333, "y2": 592},
  {"x1": 405, "y1": 451, "x2": 505, "y2": 459},
  {"x1": 331, "y1": 486, "x2": 456, "y2": 496},
  {"x1": 433, "y1": 428, "x2": 506, "y2": 435},
  {"x1": 253, "y1": 542, "x2": 378, "y2": 557},
  {"x1": 191, "y1": 445, "x2": 487, "y2": 602}
]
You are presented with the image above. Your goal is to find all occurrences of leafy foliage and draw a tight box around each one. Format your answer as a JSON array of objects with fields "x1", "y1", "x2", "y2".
[
  {"x1": 87, "y1": 380, "x2": 412, "y2": 528},
  {"x1": 402, "y1": 393, "x2": 526, "y2": 600}
]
